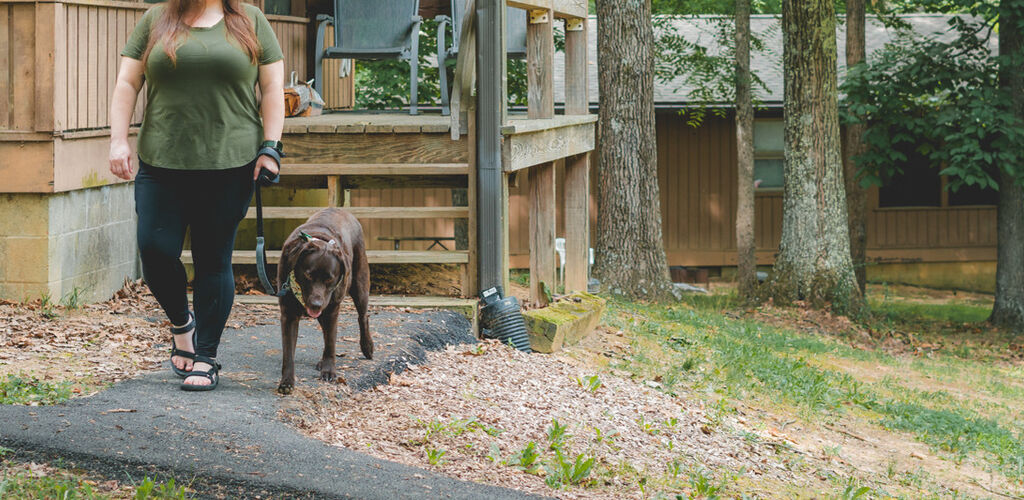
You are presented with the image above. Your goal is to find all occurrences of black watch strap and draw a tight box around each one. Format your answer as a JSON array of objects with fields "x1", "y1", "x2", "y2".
[{"x1": 260, "y1": 140, "x2": 283, "y2": 153}]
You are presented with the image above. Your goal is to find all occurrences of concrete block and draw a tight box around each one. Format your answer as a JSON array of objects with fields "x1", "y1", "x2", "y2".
[
  {"x1": 54, "y1": 232, "x2": 79, "y2": 282},
  {"x1": 0, "y1": 280, "x2": 50, "y2": 302},
  {"x1": 523, "y1": 292, "x2": 607, "y2": 353},
  {"x1": 1, "y1": 237, "x2": 50, "y2": 283},
  {"x1": 0, "y1": 193, "x2": 49, "y2": 237}
]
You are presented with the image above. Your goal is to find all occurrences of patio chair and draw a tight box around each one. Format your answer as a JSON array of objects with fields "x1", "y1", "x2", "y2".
[
  {"x1": 315, "y1": 0, "x2": 422, "y2": 115},
  {"x1": 436, "y1": 2, "x2": 527, "y2": 115}
]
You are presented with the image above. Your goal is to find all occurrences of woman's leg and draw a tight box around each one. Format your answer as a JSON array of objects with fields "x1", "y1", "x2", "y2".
[
  {"x1": 134, "y1": 164, "x2": 194, "y2": 369},
  {"x1": 187, "y1": 164, "x2": 255, "y2": 362}
]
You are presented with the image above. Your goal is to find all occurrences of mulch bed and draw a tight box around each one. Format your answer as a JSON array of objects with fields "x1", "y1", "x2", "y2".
[{"x1": 282, "y1": 340, "x2": 794, "y2": 499}]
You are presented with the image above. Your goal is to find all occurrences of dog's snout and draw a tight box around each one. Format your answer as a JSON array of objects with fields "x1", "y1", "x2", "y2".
[{"x1": 308, "y1": 297, "x2": 324, "y2": 309}]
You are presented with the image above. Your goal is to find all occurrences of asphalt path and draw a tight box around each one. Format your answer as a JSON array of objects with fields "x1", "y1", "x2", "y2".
[{"x1": 0, "y1": 309, "x2": 541, "y2": 499}]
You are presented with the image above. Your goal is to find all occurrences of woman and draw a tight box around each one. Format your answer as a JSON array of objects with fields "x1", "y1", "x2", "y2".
[{"x1": 109, "y1": 0, "x2": 285, "y2": 391}]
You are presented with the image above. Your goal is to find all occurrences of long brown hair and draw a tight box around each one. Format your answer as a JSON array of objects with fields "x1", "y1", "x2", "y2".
[{"x1": 142, "y1": 0, "x2": 260, "y2": 66}]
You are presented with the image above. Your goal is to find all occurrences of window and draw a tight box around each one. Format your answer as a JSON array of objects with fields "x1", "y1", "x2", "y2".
[
  {"x1": 948, "y1": 165, "x2": 999, "y2": 206},
  {"x1": 753, "y1": 120, "x2": 783, "y2": 191},
  {"x1": 878, "y1": 144, "x2": 941, "y2": 208},
  {"x1": 949, "y1": 184, "x2": 998, "y2": 206}
]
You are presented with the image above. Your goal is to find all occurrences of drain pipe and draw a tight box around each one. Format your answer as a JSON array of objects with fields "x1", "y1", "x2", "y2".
[{"x1": 478, "y1": 286, "x2": 531, "y2": 352}]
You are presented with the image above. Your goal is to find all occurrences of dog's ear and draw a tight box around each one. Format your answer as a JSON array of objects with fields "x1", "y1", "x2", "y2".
[{"x1": 277, "y1": 235, "x2": 309, "y2": 284}]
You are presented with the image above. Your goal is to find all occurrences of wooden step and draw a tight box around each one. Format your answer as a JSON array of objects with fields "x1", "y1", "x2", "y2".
[
  {"x1": 280, "y1": 163, "x2": 469, "y2": 176},
  {"x1": 245, "y1": 206, "x2": 469, "y2": 220},
  {"x1": 181, "y1": 250, "x2": 470, "y2": 265},
  {"x1": 229, "y1": 294, "x2": 477, "y2": 309}
]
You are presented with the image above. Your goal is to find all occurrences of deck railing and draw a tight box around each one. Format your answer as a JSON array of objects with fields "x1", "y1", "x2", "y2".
[{"x1": 458, "y1": 0, "x2": 594, "y2": 303}]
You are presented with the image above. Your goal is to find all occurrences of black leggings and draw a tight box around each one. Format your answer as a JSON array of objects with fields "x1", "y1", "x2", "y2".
[{"x1": 134, "y1": 159, "x2": 255, "y2": 358}]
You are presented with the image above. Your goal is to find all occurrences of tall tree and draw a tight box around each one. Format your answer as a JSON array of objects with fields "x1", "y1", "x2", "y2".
[
  {"x1": 773, "y1": 0, "x2": 862, "y2": 312},
  {"x1": 735, "y1": 0, "x2": 757, "y2": 301},
  {"x1": 593, "y1": 0, "x2": 675, "y2": 301},
  {"x1": 843, "y1": 0, "x2": 868, "y2": 293},
  {"x1": 993, "y1": 1, "x2": 1024, "y2": 332}
]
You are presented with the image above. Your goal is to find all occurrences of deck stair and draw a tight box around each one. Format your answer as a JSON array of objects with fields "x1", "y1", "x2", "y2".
[{"x1": 182, "y1": 114, "x2": 478, "y2": 323}]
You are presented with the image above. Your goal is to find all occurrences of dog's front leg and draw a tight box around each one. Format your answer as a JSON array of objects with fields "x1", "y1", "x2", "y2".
[
  {"x1": 278, "y1": 311, "x2": 300, "y2": 394},
  {"x1": 315, "y1": 302, "x2": 340, "y2": 382}
]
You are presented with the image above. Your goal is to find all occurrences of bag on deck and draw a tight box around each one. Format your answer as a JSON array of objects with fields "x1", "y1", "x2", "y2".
[{"x1": 284, "y1": 71, "x2": 325, "y2": 117}]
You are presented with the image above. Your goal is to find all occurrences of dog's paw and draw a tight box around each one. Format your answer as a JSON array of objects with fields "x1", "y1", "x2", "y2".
[
  {"x1": 318, "y1": 368, "x2": 337, "y2": 382},
  {"x1": 361, "y1": 340, "x2": 374, "y2": 360},
  {"x1": 277, "y1": 382, "x2": 294, "y2": 395}
]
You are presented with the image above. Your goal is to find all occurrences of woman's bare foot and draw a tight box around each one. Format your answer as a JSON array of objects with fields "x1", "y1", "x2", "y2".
[
  {"x1": 171, "y1": 319, "x2": 195, "y2": 372},
  {"x1": 183, "y1": 361, "x2": 215, "y2": 386}
]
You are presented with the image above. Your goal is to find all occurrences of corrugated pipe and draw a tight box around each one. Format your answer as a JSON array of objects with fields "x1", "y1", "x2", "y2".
[{"x1": 478, "y1": 286, "x2": 531, "y2": 352}]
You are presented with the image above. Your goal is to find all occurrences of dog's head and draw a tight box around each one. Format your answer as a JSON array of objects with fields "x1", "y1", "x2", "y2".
[{"x1": 283, "y1": 233, "x2": 348, "y2": 318}]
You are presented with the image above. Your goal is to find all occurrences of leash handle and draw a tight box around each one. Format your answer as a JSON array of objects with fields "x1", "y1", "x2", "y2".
[{"x1": 254, "y1": 176, "x2": 288, "y2": 297}]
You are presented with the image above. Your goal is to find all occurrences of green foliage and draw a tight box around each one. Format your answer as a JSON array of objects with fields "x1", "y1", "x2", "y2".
[
  {"x1": 506, "y1": 441, "x2": 541, "y2": 472},
  {"x1": 573, "y1": 374, "x2": 602, "y2": 392},
  {"x1": 684, "y1": 468, "x2": 722, "y2": 499},
  {"x1": 0, "y1": 471, "x2": 187, "y2": 500},
  {"x1": 652, "y1": 16, "x2": 773, "y2": 127},
  {"x1": 61, "y1": 286, "x2": 87, "y2": 310},
  {"x1": 354, "y1": 18, "x2": 531, "y2": 110},
  {"x1": 543, "y1": 450, "x2": 595, "y2": 489},
  {"x1": 0, "y1": 374, "x2": 72, "y2": 405},
  {"x1": 133, "y1": 477, "x2": 188, "y2": 500},
  {"x1": 38, "y1": 293, "x2": 60, "y2": 319},
  {"x1": 425, "y1": 447, "x2": 447, "y2": 466},
  {"x1": 842, "y1": 16, "x2": 1024, "y2": 192},
  {"x1": 0, "y1": 471, "x2": 103, "y2": 499},
  {"x1": 837, "y1": 482, "x2": 872, "y2": 500},
  {"x1": 545, "y1": 419, "x2": 571, "y2": 450}
]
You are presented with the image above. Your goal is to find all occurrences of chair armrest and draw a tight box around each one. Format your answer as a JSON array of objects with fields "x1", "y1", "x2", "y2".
[{"x1": 436, "y1": 15, "x2": 451, "y2": 59}]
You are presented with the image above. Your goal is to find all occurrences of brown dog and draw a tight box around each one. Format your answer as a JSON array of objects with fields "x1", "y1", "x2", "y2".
[{"x1": 275, "y1": 208, "x2": 372, "y2": 395}]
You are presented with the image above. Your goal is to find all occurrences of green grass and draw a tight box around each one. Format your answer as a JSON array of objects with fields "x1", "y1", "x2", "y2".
[
  {"x1": 0, "y1": 374, "x2": 72, "y2": 405},
  {"x1": 604, "y1": 291, "x2": 1024, "y2": 484},
  {"x1": 0, "y1": 468, "x2": 189, "y2": 499},
  {"x1": 870, "y1": 300, "x2": 991, "y2": 325}
]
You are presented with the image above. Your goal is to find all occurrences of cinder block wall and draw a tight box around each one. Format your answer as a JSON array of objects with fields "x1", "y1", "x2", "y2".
[{"x1": 0, "y1": 184, "x2": 139, "y2": 303}]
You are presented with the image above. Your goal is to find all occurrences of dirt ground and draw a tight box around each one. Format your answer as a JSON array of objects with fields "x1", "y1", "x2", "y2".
[{"x1": 3, "y1": 280, "x2": 1021, "y2": 498}]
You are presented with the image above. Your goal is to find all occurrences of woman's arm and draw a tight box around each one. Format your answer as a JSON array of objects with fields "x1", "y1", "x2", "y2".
[
  {"x1": 254, "y1": 60, "x2": 285, "y2": 180},
  {"x1": 109, "y1": 57, "x2": 146, "y2": 180}
]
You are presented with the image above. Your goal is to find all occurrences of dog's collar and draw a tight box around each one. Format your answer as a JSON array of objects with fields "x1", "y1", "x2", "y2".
[
  {"x1": 299, "y1": 231, "x2": 336, "y2": 246},
  {"x1": 286, "y1": 271, "x2": 304, "y2": 307}
]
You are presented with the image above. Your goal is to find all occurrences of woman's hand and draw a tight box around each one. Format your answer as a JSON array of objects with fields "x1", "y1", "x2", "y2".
[
  {"x1": 253, "y1": 153, "x2": 280, "y2": 181},
  {"x1": 109, "y1": 139, "x2": 134, "y2": 180}
]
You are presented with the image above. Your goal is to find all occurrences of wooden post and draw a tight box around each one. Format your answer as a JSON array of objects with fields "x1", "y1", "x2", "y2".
[
  {"x1": 526, "y1": 6, "x2": 555, "y2": 305},
  {"x1": 326, "y1": 176, "x2": 343, "y2": 207},
  {"x1": 563, "y1": 17, "x2": 589, "y2": 292},
  {"x1": 529, "y1": 164, "x2": 556, "y2": 304},
  {"x1": 564, "y1": 17, "x2": 588, "y2": 116},
  {"x1": 464, "y1": 111, "x2": 479, "y2": 297},
  {"x1": 527, "y1": 8, "x2": 554, "y2": 119},
  {"x1": 564, "y1": 153, "x2": 589, "y2": 292}
]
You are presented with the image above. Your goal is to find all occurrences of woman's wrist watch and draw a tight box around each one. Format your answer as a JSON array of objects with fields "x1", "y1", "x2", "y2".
[{"x1": 260, "y1": 140, "x2": 283, "y2": 154}]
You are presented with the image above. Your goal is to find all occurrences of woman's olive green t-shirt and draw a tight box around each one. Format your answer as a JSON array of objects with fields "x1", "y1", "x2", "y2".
[{"x1": 121, "y1": 4, "x2": 284, "y2": 170}]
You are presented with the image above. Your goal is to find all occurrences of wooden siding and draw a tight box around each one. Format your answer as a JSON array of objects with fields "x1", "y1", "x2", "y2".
[
  {"x1": 0, "y1": 0, "x2": 313, "y2": 134},
  {"x1": 319, "y1": 23, "x2": 356, "y2": 110},
  {"x1": 268, "y1": 14, "x2": 311, "y2": 91},
  {"x1": 503, "y1": 112, "x2": 996, "y2": 266}
]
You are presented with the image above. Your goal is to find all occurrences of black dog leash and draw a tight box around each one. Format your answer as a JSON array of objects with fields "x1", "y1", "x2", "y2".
[{"x1": 255, "y1": 146, "x2": 289, "y2": 297}]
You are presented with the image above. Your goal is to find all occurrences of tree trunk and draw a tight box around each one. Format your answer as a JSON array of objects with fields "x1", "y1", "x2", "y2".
[
  {"x1": 843, "y1": 0, "x2": 868, "y2": 294},
  {"x1": 735, "y1": 0, "x2": 757, "y2": 302},
  {"x1": 593, "y1": 0, "x2": 674, "y2": 300},
  {"x1": 992, "y1": 3, "x2": 1024, "y2": 332},
  {"x1": 773, "y1": 0, "x2": 862, "y2": 313}
]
